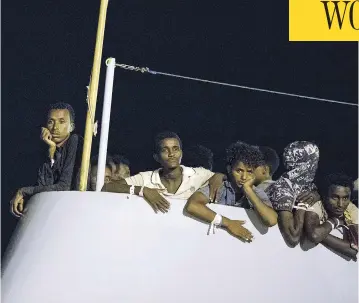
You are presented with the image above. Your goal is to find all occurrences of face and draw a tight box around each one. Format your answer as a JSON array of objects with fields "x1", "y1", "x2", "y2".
[
  {"x1": 325, "y1": 185, "x2": 351, "y2": 217},
  {"x1": 112, "y1": 164, "x2": 130, "y2": 180},
  {"x1": 155, "y1": 138, "x2": 182, "y2": 169},
  {"x1": 47, "y1": 109, "x2": 73, "y2": 144},
  {"x1": 90, "y1": 165, "x2": 112, "y2": 191},
  {"x1": 230, "y1": 161, "x2": 256, "y2": 187},
  {"x1": 253, "y1": 165, "x2": 269, "y2": 184}
]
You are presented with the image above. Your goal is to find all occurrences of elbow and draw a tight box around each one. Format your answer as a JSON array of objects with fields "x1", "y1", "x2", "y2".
[
  {"x1": 184, "y1": 201, "x2": 196, "y2": 215},
  {"x1": 184, "y1": 199, "x2": 203, "y2": 216},
  {"x1": 286, "y1": 238, "x2": 300, "y2": 248},
  {"x1": 307, "y1": 231, "x2": 322, "y2": 245},
  {"x1": 281, "y1": 228, "x2": 300, "y2": 248},
  {"x1": 260, "y1": 212, "x2": 278, "y2": 227},
  {"x1": 264, "y1": 214, "x2": 278, "y2": 227},
  {"x1": 265, "y1": 218, "x2": 278, "y2": 227}
]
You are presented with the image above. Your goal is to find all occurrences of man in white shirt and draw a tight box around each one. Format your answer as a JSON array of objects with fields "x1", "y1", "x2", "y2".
[{"x1": 103, "y1": 131, "x2": 217, "y2": 213}]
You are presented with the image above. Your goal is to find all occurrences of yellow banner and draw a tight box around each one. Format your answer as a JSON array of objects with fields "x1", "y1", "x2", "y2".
[{"x1": 289, "y1": 0, "x2": 359, "y2": 41}]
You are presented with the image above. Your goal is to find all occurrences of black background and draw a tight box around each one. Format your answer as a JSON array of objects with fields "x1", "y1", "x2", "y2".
[{"x1": 2, "y1": 1, "x2": 358, "y2": 255}]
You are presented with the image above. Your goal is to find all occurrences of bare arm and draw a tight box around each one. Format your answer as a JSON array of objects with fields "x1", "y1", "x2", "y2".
[
  {"x1": 304, "y1": 212, "x2": 333, "y2": 244},
  {"x1": 103, "y1": 179, "x2": 171, "y2": 214},
  {"x1": 278, "y1": 210, "x2": 306, "y2": 248},
  {"x1": 102, "y1": 179, "x2": 142, "y2": 194},
  {"x1": 185, "y1": 192, "x2": 253, "y2": 242},
  {"x1": 322, "y1": 234, "x2": 357, "y2": 260},
  {"x1": 185, "y1": 192, "x2": 232, "y2": 227},
  {"x1": 243, "y1": 185, "x2": 277, "y2": 227}
]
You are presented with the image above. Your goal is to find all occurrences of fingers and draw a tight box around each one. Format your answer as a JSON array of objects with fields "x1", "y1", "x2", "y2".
[
  {"x1": 236, "y1": 220, "x2": 246, "y2": 225},
  {"x1": 41, "y1": 127, "x2": 52, "y2": 141},
  {"x1": 209, "y1": 190, "x2": 215, "y2": 203},
  {"x1": 41, "y1": 127, "x2": 48, "y2": 138},
  {"x1": 228, "y1": 222, "x2": 254, "y2": 243},
  {"x1": 297, "y1": 192, "x2": 313, "y2": 204},
  {"x1": 297, "y1": 191, "x2": 309, "y2": 201},
  {"x1": 299, "y1": 193, "x2": 317, "y2": 205},
  {"x1": 155, "y1": 197, "x2": 170, "y2": 213},
  {"x1": 10, "y1": 198, "x2": 24, "y2": 218},
  {"x1": 144, "y1": 196, "x2": 160, "y2": 213},
  {"x1": 233, "y1": 229, "x2": 253, "y2": 243},
  {"x1": 239, "y1": 227, "x2": 253, "y2": 241},
  {"x1": 144, "y1": 193, "x2": 170, "y2": 214},
  {"x1": 214, "y1": 185, "x2": 224, "y2": 203},
  {"x1": 209, "y1": 186, "x2": 222, "y2": 203},
  {"x1": 18, "y1": 200, "x2": 24, "y2": 212}
]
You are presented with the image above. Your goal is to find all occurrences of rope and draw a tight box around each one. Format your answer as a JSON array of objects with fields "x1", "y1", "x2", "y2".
[
  {"x1": 85, "y1": 76, "x2": 98, "y2": 136},
  {"x1": 114, "y1": 63, "x2": 358, "y2": 107}
]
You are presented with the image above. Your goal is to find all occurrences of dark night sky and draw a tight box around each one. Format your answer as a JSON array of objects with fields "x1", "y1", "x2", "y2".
[{"x1": 2, "y1": 1, "x2": 358, "y2": 254}]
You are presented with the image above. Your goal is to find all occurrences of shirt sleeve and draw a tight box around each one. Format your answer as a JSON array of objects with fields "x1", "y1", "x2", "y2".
[
  {"x1": 347, "y1": 203, "x2": 358, "y2": 225},
  {"x1": 196, "y1": 168, "x2": 215, "y2": 188},
  {"x1": 20, "y1": 135, "x2": 79, "y2": 196},
  {"x1": 125, "y1": 173, "x2": 145, "y2": 187},
  {"x1": 267, "y1": 188, "x2": 295, "y2": 211},
  {"x1": 253, "y1": 187, "x2": 273, "y2": 208},
  {"x1": 198, "y1": 185, "x2": 210, "y2": 199}
]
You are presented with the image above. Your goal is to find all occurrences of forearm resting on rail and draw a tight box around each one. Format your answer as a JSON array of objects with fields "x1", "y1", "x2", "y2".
[{"x1": 278, "y1": 210, "x2": 306, "y2": 247}]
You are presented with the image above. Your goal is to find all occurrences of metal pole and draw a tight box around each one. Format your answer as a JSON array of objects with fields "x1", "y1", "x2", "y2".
[
  {"x1": 79, "y1": 0, "x2": 109, "y2": 191},
  {"x1": 96, "y1": 58, "x2": 116, "y2": 191}
]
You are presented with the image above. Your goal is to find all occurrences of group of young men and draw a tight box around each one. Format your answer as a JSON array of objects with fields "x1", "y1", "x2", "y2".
[{"x1": 10, "y1": 102, "x2": 359, "y2": 262}]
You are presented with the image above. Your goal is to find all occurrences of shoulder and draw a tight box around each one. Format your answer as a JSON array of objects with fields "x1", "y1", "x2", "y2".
[
  {"x1": 136, "y1": 170, "x2": 157, "y2": 182},
  {"x1": 138, "y1": 170, "x2": 156, "y2": 177},
  {"x1": 185, "y1": 166, "x2": 214, "y2": 177},
  {"x1": 69, "y1": 133, "x2": 80, "y2": 143},
  {"x1": 266, "y1": 177, "x2": 292, "y2": 198},
  {"x1": 66, "y1": 134, "x2": 80, "y2": 150},
  {"x1": 197, "y1": 184, "x2": 210, "y2": 198},
  {"x1": 257, "y1": 180, "x2": 275, "y2": 191},
  {"x1": 346, "y1": 202, "x2": 358, "y2": 224},
  {"x1": 347, "y1": 202, "x2": 358, "y2": 212}
]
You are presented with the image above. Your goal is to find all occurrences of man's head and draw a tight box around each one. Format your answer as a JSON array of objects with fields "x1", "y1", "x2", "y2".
[
  {"x1": 184, "y1": 145, "x2": 214, "y2": 171},
  {"x1": 153, "y1": 131, "x2": 183, "y2": 169},
  {"x1": 254, "y1": 146, "x2": 280, "y2": 183},
  {"x1": 225, "y1": 141, "x2": 266, "y2": 187},
  {"x1": 47, "y1": 103, "x2": 75, "y2": 145},
  {"x1": 324, "y1": 173, "x2": 353, "y2": 217},
  {"x1": 90, "y1": 155, "x2": 114, "y2": 191},
  {"x1": 112, "y1": 154, "x2": 131, "y2": 180}
]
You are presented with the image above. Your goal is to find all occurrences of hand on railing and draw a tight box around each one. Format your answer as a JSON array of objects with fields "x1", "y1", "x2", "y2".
[
  {"x1": 225, "y1": 220, "x2": 253, "y2": 243},
  {"x1": 143, "y1": 187, "x2": 170, "y2": 214}
]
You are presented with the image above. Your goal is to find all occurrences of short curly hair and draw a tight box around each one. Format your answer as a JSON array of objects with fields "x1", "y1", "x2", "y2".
[
  {"x1": 226, "y1": 141, "x2": 265, "y2": 169},
  {"x1": 48, "y1": 102, "x2": 75, "y2": 123},
  {"x1": 325, "y1": 173, "x2": 354, "y2": 193},
  {"x1": 258, "y1": 146, "x2": 280, "y2": 176}
]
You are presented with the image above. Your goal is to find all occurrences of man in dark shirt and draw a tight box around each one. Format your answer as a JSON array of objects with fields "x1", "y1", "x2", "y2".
[{"x1": 10, "y1": 103, "x2": 83, "y2": 217}]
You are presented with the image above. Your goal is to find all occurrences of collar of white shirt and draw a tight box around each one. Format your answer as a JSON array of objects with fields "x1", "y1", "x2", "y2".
[{"x1": 150, "y1": 165, "x2": 197, "y2": 195}]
